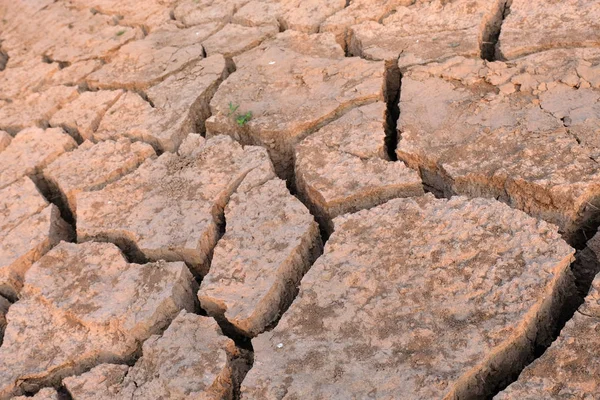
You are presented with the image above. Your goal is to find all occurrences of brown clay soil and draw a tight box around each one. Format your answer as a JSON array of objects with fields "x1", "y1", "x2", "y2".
[{"x1": 0, "y1": 0, "x2": 600, "y2": 399}]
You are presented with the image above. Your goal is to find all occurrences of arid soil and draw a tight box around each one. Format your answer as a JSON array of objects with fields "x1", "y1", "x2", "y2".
[{"x1": 0, "y1": 0, "x2": 599, "y2": 399}]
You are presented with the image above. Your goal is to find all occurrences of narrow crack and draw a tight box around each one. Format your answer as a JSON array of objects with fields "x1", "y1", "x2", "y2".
[
  {"x1": 538, "y1": 102, "x2": 587, "y2": 151},
  {"x1": 56, "y1": 385, "x2": 73, "y2": 400},
  {"x1": 383, "y1": 57, "x2": 401, "y2": 161},
  {"x1": 276, "y1": 16, "x2": 287, "y2": 33},
  {"x1": 188, "y1": 59, "x2": 231, "y2": 139},
  {"x1": 577, "y1": 309, "x2": 600, "y2": 319},
  {"x1": 86, "y1": 231, "x2": 149, "y2": 265},
  {"x1": 55, "y1": 125, "x2": 84, "y2": 145},
  {"x1": 481, "y1": 0, "x2": 513, "y2": 61},
  {"x1": 0, "y1": 295, "x2": 12, "y2": 346},
  {"x1": 134, "y1": 89, "x2": 155, "y2": 108},
  {"x1": 30, "y1": 174, "x2": 77, "y2": 240},
  {"x1": 0, "y1": 44, "x2": 8, "y2": 71},
  {"x1": 560, "y1": 117, "x2": 586, "y2": 147}
]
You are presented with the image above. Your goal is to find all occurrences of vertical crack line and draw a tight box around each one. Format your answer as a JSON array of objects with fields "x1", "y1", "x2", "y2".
[
  {"x1": 383, "y1": 58, "x2": 401, "y2": 161},
  {"x1": 57, "y1": 385, "x2": 74, "y2": 400},
  {"x1": 570, "y1": 199, "x2": 600, "y2": 251},
  {"x1": 30, "y1": 173, "x2": 77, "y2": 240},
  {"x1": 230, "y1": 343, "x2": 254, "y2": 400},
  {"x1": 189, "y1": 57, "x2": 233, "y2": 141},
  {"x1": 480, "y1": 0, "x2": 512, "y2": 61},
  {"x1": 0, "y1": 294, "x2": 12, "y2": 345},
  {"x1": 0, "y1": 45, "x2": 8, "y2": 71},
  {"x1": 287, "y1": 165, "x2": 332, "y2": 243}
]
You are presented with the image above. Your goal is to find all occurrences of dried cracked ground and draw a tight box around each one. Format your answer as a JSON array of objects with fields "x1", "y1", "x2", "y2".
[{"x1": 0, "y1": 0, "x2": 599, "y2": 399}]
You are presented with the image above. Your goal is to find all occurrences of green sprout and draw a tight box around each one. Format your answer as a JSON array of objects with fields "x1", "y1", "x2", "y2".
[
  {"x1": 116, "y1": 30, "x2": 126, "y2": 36},
  {"x1": 227, "y1": 102, "x2": 252, "y2": 126},
  {"x1": 236, "y1": 111, "x2": 253, "y2": 127},
  {"x1": 227, "y1": 102, "x2": 240, "y2": 116}
]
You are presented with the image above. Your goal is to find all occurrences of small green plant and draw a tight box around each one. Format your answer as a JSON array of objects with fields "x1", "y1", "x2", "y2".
[
  {"x1": 236, "y1": 111, "x2": 253, "y2": 126},
  {"x1": 227, "y1": 102, "x2": 239, "y2": 116},
  {"x1": 227, "y1": 102, "x2": 252, "y2": 126},
  {"x1": 116, "y1": 30, "x2": 126, "y2": 36}
]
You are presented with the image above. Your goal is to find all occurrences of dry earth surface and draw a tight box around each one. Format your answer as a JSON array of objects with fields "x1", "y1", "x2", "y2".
[{"x1": 0, "y1": 0, "x2": 599, "y2": 399}]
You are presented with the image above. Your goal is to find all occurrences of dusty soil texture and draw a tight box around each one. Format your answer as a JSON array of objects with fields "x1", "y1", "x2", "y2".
[{"x1": 0, "y1": 0, "x2": 599, "y2": 399}]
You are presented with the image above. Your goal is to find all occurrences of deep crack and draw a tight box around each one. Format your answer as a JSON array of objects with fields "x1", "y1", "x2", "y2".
[
  {"x1": 481, "y1": 0, "x2": 513, "y2": 61},
  {"x1": 0, "y1": 45, "x2": 8, "y2": 71},
  {"x1": 30, "y1": 174, "x2": 76, "y2": 241},
  {"x1": 383, "y1": 57, "x2": 401, "y2": 161}
]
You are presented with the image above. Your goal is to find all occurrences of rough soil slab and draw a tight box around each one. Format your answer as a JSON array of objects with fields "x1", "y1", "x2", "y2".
[
  {"x1": 226, "y1": 0, "x2": 347, "y2": 33},
  {"x1": 321, "y1": 0, "x2": 412, "y2": 48},
  {"x1": 63, "y1": 311, "x2": 249, "y2": 400},
  {"x1": 49, "y1": 90, "x2": 124, "y2": 141},
  {"x1": 0, "y1": 242, "x2": 196, "y2": 398},
  {"x1": 0, "y1": 178, "x2": 72, "y2": 301},
  {"x1": 42, "y1": 139, "x2": 155, "y2": 217},
  {"x1": 173, "y1": 0, "x2": 249, "y2": 27},
  {"x1": 0, "y1": 127, "x2": 77, "y2": 190},
  {"x1": 206, "y1": 31, "x2": 384, "y2": 178},
  {"x1": 77, "y1": 135, "x2": 275, "y2": 275},
  {"x1": 22, "y1": 5, "x2": 140, "y2": 64},
  {"x1": 46, "y1": 60, "x2": 104, "y2": 88},
  {"x1": 348, "y1": 0, "x2": 506, "y2": 67},
  {"x1": 231, "y1": 1, "x2": 282, "y2": 29},
  {"x1": 0, "y1": 205, "x2": 72, "y2": 303},
  {"x1": 68, "y1": 0, "x2": 177, "y2": 32},
  {"x1": 199, "y1": 178, "x2": 322, "y2": 337},
  {"x1": 497, "y1": 0, "x2": 600, "y2": 60},
  {"x1": 0, "y1": 177, "x2": 48, "y2": 238},
  {"x1": 241, "y1": 195, "x2": 575, "y2": 399},
  {"x1": 95, "y1": 55, "x2": 228, "y2": 152},
  {"x1": 202, "y1": 23, "x2": 278, "y2": 59},
  {"x1": 0, "y1": 132, "x2": 10, "y2": 153},
  {"x1": 396, "y1": 49, "x2": 600, "y2": 241},
  {"x1": 0, "y1": 1, "x2": 56, "y2": 48},
  {"x1": 63, "y1": 364, "x2": 129, "y2": 400},
  {"x1": 277, "y1": 0, "x2": 347, "y2": 34},
  {"x1": 496, "y1": 239, "x2": 600, "y2": 399},
  {"x1": 40, "y1": 15, "x2": 138, "y2": 64},
  {"x1": 0, "y1": 60, "x2": 58, "y2": 101},
  {"x1": 87, "y1": 24, "x2": 216, "y2": 90},
  {"x1": 0, "y1": 2, "x2": 80, "y2": 66},
  {"x1": 122, "y1": 311, "x2": 249, "y2": 400},
  {"x1": 0, "y1": 86, "x2": 79, "y2": 134},
  {"x1": 295, "y1": 102, "x2": 423, "y2": 232}
]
